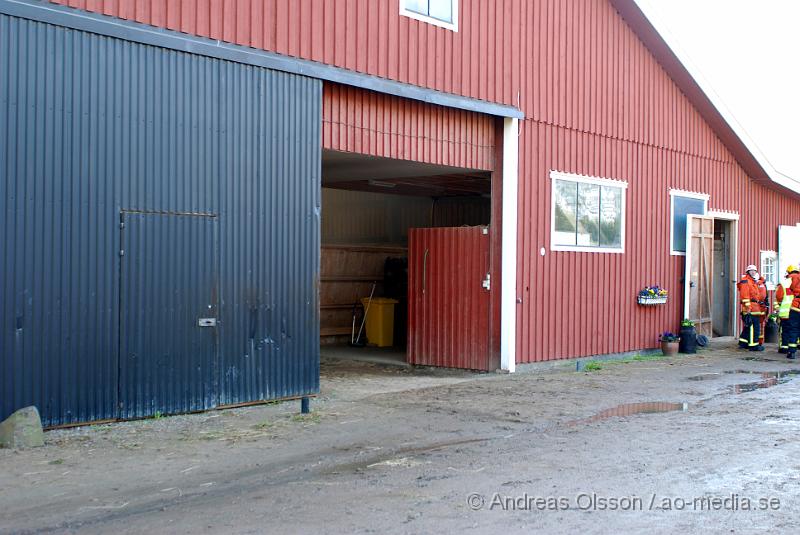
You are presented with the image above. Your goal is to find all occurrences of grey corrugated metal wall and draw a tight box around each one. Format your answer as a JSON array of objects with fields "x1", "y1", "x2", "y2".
[{"x1": 0, "y1": 13, "x2": 321, "y2": 426}]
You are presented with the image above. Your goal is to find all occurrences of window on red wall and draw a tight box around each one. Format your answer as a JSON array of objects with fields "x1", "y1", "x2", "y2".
[
  {"x1": 761, "y1": 251, "x2": 777, "y2": 290},
  {"x1": 669, "y1": 191, "x2": 709, "y2": 255},
  {"x1": 550, "y1": 171, "x2": 627, "y2": 254},
  {"x1": 400, "y1": 0, "x2": 458, "y2": 31}
]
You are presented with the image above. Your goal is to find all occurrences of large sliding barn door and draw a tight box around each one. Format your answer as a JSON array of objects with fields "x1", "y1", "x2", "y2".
[{"x1": 684, "y1": 215, "x2": 715, "y2": 337}]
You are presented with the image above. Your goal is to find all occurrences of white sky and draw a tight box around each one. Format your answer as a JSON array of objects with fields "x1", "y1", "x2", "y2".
[{"x1": 635, "y1": 0, "x2": 800, "y2": 181}]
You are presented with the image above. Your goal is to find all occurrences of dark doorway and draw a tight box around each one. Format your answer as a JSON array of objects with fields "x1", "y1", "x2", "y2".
[
  {"x1": 119, "y1": 211, "x2": 219, "y2": 418},
  {"x1": 712, "y1": 219, "x2": 733, "y2": 337},
  {"x1": 319, "y1": 150, "x2": 494, "y2": 370}
]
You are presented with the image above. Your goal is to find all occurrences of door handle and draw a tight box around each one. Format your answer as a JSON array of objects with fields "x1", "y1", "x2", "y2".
[
  {"x1": 422, "y1": 248, "x2": 429, "y2": 295},
  {"x1": 198, "y1": 318, "x2": 217, "y2": 327},
  {"x1": 482, "y1": 273, "x2": 491, "y2": 291}
]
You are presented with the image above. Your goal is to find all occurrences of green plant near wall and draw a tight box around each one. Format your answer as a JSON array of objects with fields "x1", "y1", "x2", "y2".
[{"x1": 583, "y1": 362, "x2": 603, "y2": 372}]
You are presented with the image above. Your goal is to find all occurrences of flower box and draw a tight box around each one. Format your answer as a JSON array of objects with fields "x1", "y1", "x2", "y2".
[
  {"x1": 637, "y1": 295, "x2": 668, "y2": 305},
  {"x1": 638, "y1": 285, "x2": 668, "y2": 305}
]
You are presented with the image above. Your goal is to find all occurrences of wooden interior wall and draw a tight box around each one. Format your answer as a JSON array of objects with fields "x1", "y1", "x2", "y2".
[
  {"x1": 320, "y1": 245, "x2": 406, "y2": 343},
  {"x1": 321, "y1": 188, "x2": 432, "y2": 246}
]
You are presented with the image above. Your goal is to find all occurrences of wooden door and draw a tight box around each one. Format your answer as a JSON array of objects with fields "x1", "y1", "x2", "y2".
[
  {"x1": 407, "y1": 226, "x2": 491, "y2": 370},
  {"x1": 684, "y1": 215, "x2": 715, "y2": 337}
]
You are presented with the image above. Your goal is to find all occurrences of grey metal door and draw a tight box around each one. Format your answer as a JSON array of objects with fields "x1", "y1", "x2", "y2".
[{"x1": 120, "y1": 212, "x2": 218, "y2": 418}]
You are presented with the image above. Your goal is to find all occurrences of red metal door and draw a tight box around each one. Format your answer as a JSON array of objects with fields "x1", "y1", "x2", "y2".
[{"x1": 408, "y1": 226, "x2": 491, "y2": 370}]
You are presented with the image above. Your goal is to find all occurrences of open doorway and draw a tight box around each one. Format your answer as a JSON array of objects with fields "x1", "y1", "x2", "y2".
[
  {"x1": 685, "y1": 214, "x2": 738, "y2": 338},
  {"x1": 712, "y1": 219, "x2": 734, "y2": 337},
  {"x1": 319, "y1": 150, "x2": 495, "y2": 370}
]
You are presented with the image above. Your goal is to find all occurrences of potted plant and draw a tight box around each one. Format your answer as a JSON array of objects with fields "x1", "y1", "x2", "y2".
[
  {"x1": 638, "y1": 286, "x2": 668, "y2": 305},
  {"x1": 660, "y1": 331, "x2": 680, "y2": 356},
  {"x1": 679, "y1": 318, "x2": 697, "y2": 354}
]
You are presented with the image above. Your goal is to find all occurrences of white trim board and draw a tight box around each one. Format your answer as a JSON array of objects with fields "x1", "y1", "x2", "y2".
[
  {"x1": 500, "y1": 118, "x2": 518, "y2": 373},
  {"x1": 550, "y1": 170, "x2": 629, "y2": 189},
  {"x1": 669, "y1": 188, "x2": 709, "y2": 200},
  {"x1": 707, "y1": 210, "x2": 739, "y2": 221}
]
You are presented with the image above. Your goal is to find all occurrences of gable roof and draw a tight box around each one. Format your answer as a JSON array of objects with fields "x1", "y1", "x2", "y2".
[{"x1": 611, "y1": 0, "x2": 800, "y2": 196}]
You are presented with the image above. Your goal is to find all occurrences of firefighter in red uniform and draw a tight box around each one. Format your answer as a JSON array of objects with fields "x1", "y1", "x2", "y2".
[
  {"x1": 738, "y1": 264, "x2": 768, "y2": 351},
  {"x1": 778, "y1": 265, "x2": 800, "y2": 360}
]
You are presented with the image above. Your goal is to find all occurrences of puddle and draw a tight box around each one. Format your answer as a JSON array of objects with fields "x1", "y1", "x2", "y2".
[
  {"x1": 687, "y1": 369, "x2": 800, "y2": 393},
  {"x1": 567, "y1": 402, "x2": 688, "y2": 426},
  {"x1": 367, "y1": 457, "x2": 424, "y2": 469},
  {"x1": 730, "y1": 370, "x2": 800, "y2": 394},
  {"x1": 688, "y1": 370, "x2": 760, "y2": 381}
]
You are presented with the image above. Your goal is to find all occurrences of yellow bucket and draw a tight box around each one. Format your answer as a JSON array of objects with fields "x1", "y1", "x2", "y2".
[{"x1": 360, "y1": 297, "x2": 399, "y2": 347}]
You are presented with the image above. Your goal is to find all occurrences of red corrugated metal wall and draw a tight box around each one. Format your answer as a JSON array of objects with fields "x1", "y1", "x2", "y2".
[
  {"x1": 516, "y1": 121, "x2": 800, "y2": 362},
  {"x1": 49, "y1": 0, "x2": 731, "y2": 157},
  {"x1": 53, "y1": 0, "x2": 800, "y2": 363},
  {"x1": 322, "y1": 83, "x2": 495, "y2": 170},
  {"x1": 49, "y1": 0, "x2": 520, "y2": 107}
]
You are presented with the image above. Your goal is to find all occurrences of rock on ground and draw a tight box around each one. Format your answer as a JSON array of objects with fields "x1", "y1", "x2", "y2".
[{"x1": 0, "y1": 406, "x2": 45, "y2": 449}]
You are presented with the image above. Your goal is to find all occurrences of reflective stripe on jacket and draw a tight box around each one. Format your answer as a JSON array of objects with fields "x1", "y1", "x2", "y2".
[{"x1": 777, "y1": 279, "x2": 794, "y2": 319}]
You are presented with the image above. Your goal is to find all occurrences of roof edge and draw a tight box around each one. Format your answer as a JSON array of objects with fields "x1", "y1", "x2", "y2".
[
  {"x1": 610, "y1": 0, "x2": 800, "y2": 196},
  {"x1": 0, "y1": 0, "x2": 524, "y2": 120}
]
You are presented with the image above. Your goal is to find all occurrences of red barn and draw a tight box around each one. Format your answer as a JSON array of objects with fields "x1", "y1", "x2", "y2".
[{"x1": 3, "y1": 0, "x2": 800, "y2": 424}]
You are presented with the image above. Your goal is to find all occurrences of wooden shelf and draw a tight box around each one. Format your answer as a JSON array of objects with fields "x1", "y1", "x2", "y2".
[
  {"x1": 320, "y1": 327, "x2": 353, "y2": 336},
  {"x1": 321, "y1": 276, "x2": 383, "y2": 283},
  {"x1": 321, "y1": 244, "x2": 407, "y2": 254},
  {"x1": 320, "y1": 303, "x2": 363, "y2": 310}
]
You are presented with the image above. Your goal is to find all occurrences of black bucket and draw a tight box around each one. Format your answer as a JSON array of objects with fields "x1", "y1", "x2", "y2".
[
  {"x1": 765, "y1": 318, "x2": 779, "y2": 344},
  {"x1": 679, "y1": 325, "x2": 697, "y2": 354}
]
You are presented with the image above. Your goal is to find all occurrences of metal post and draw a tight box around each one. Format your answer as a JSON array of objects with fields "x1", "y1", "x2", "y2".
[{"x1": 300, "y1": 397, "x2": 310, "y2": 414}]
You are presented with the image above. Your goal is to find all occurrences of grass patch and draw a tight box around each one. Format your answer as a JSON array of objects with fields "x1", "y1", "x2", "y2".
[
  {"x1": 580, "y1": 353, "x2": 666, "y2": 372},
  {"x1": 582, "y1": 362, "x2": 603, "y2": 372},
  {"x1": 252, "y1": 421, "x2": 273, "y2": 430},
  {"x1": 617, "y1": 353, "x2": 665, "y2": 364},
  {"x1": 290, "y1": 413, "x2": 321, "y2": 424}
]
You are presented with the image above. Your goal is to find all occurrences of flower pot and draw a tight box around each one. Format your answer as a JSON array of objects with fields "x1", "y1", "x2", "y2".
[
  {"x1": 765, "y1": 318, "x2": 779, "y2": 344},
  {"x1": 661, "y1": 341, "x2": 679, "y2": 356},
  {"x1": 679, "y1": 325, "x2": 697, "y2": 354}
]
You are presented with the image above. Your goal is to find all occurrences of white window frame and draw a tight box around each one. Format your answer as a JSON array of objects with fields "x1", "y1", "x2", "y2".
[
  {"x1": 400, "y1": 0, "x2": 459, "y2": 32},
  {"x1": 761, "y1": 250, "x2": 778, "y2": 291},
  {"x1": 549, "y1": 170, "x2": 628, "y2": 254},
  {"x1": 669, "y1": 189, "x2": 710, "y2": 256}
]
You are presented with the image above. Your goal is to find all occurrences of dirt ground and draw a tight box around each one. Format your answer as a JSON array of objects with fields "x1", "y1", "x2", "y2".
[{"x1": 3, "y1": 341, "x2": 800, "y2": 534}]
